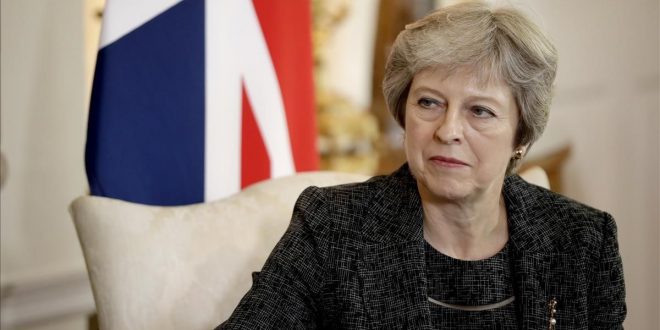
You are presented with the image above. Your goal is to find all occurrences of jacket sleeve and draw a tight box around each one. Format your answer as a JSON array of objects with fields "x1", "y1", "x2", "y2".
[
  {"x1": 588, "y1": 213, "x2": 627, "y2": 329},
  {"x1": 217, "y1": 187, "x2": 328, "y2": 329}
]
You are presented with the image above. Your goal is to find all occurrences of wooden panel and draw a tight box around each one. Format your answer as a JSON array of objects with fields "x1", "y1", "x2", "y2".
[{"x1": 519, "y1": 145, "x2": 571, "y2": 193}]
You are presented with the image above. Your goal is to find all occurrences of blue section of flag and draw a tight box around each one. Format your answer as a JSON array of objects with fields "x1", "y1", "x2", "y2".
[{"x1": 85, "y1": 0, "x2": 205, "y2": 206}]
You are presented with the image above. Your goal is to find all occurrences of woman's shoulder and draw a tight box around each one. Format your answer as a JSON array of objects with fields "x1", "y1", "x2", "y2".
[
  {"x1": 507, "y1": 174, "x2": 609, "y2": 216},
  {"x1": 300, "y1": 172, "x2": 390, "y2": 199},
  {"x1": 296, "y1": 173, "x2": 393, "y2": 217},
  {"x1": 505, "y1": 174, "x2": 617, "y2": 247},
  {"x1": 294, "y1": 168, "x2": 414, "y2": 234}
]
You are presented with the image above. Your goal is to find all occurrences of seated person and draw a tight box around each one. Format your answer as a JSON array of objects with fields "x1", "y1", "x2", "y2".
[{"x1": 218, "y1": 2, "x2": 626, "y2": 329}]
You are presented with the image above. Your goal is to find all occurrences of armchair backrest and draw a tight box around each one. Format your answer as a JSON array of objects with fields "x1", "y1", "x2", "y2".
[{"x1": 70, "y1": 171, "x2": 369, "y2": 330}]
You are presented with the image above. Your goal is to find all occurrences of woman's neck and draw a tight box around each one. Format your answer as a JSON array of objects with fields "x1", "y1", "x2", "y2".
[{"x1": 421, "y1": 190, "x2": 509, "y2": 261}]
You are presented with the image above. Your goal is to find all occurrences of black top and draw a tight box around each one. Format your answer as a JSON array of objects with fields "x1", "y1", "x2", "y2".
[{"x1": 425, "y1": 240, "x2": 517, "y2": 329}]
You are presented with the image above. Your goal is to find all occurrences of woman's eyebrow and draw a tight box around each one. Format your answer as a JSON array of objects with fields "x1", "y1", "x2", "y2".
[
  {"x1": 464, "y1": 93, "x2": 509, "y2": 109},
  {"x1": 410, "y1": 86, "x2": 443, "y2": 96}
]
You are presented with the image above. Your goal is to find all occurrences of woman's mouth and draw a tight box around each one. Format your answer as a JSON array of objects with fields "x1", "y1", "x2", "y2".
[{"x1": 429, "y1": 156, "x2": 469, "y2": 168}]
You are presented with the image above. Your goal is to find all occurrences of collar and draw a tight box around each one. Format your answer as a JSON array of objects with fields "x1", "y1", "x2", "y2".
[
  {"x1": 503, "y1": 174, "x2": 570, "y2": 255},
  {"x1": 361, "y1": 163, "x2": 566, "y2": 254}
]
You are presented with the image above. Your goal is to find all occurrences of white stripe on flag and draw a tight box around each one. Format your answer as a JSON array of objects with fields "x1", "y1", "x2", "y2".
[
  {"x1": 205, "y1": 0, "x2": 296, "y2": 201},
  {"x1": 241, "y1": 0, "x2": 296, "y2": 179},
  {"x1": 100, "y1": 0, "x2": 182, "y2": 48},
  {"x1": 205, "y1": 0, "x2": 242, "y2": 200}
]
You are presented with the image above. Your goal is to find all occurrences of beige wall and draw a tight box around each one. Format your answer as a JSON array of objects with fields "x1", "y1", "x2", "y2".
[
  {"x1": 1, "y1": 0, "x2": 87, "y2": 284},
  {"x1": 1, "y1": 0, "x2": 90, "y2": 328}
]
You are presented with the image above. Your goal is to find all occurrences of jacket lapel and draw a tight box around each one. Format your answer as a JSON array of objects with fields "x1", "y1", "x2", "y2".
[
  {"x1": 505, "y1": 175, "x2": 579, "y2": 329},
  {"x1": 512, "y1": 251, "x2": 583, "y2": 329},
  {"x1": 510, "y1": 251, "x2": 553, "y2": 328},
  {"x1": 358, "y1": 166, "x2": 432, "y2": 329},
  {"x1": 360, "y1": 240, "x2": 431, "y2": 329}
]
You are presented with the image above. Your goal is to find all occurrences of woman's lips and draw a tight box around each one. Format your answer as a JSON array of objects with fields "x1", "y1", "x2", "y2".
[{"x1": 429, "y1": 156, "x2": 469, "y2": 168}]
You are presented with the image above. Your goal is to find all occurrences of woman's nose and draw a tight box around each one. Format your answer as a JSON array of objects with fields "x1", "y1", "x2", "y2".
[{"x1": 434, "y1": 107, "x2": 463, "y2": 144}]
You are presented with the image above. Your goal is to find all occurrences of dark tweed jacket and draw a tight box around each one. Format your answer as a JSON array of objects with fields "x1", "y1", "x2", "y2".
[{"x1": 219, "y1": 164, "x2": 626, "y2": 329}]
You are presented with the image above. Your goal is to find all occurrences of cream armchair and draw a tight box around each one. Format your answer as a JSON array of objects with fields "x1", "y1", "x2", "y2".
[
  {"x1": 70, "y1": 167, "x2": 548, "y2": 330},
  {"x1": 70, "y1": 171, "x2": 370, "y2": 330}
]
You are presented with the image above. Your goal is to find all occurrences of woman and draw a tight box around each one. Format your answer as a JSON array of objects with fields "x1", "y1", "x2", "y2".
[{"x1": 219, "y1": 2, "x2": 626, "y2": 329}]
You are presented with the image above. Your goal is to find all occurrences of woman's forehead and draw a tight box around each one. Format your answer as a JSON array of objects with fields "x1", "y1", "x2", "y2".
[{"x1": 413, "y1": 65, "x2": 509, "y2": 91}]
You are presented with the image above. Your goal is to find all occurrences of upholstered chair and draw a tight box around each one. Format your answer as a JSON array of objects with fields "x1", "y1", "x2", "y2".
[{"x1": 70, "y1": 172, "x2": 369, "y2": 330}]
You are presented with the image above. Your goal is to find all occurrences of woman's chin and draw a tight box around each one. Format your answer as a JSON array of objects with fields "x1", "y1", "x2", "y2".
[{"x1": 417, "y1": 176, "x2": 476, "y2": 202}]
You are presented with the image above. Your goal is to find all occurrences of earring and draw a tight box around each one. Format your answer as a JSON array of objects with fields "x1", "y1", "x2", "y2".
[{"x1": 513, "y1": 148, "x2": 524, "y2": 160}]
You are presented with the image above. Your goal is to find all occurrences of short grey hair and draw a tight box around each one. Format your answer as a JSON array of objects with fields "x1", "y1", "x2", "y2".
[{"x1": 383, "y1": 1, "x2": 558, "y2": 174}]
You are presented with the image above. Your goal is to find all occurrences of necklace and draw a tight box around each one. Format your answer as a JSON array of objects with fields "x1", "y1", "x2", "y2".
[{"x1": 428, "y1": 296, "x2": 515, "y2": 311}]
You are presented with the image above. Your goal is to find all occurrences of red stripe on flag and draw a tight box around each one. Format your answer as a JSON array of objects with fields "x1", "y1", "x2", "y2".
[
  {"x1": 252, "y1": 0, "x2": 319, "y2": 172},
  {"x1": 241, "y1": 84, "x2": 270, "y2": 188}
]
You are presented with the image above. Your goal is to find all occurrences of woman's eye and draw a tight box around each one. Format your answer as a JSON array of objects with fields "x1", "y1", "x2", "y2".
[
  {"x1": 417, "y1": 97, "x2": 438, "y2": 108},
  {"x1": 471, "y1": 106, "x2": 495, "y2": 118}
]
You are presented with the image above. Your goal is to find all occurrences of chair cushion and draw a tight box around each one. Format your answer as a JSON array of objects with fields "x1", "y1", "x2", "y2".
[{"x1": 70, "y1": 171, "x2": 369, "y2": 330}]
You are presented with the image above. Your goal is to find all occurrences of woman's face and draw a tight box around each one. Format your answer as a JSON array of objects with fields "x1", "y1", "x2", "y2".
[{"x1": 404, "y1": 67, "x2": 519, "y2": 202}]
